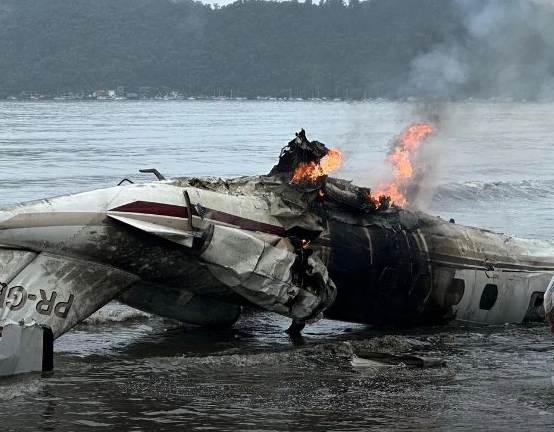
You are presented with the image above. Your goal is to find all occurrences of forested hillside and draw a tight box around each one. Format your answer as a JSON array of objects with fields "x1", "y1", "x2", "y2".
[{"x1": 0, "y1": 0, "x2": 551, "y2": 100}]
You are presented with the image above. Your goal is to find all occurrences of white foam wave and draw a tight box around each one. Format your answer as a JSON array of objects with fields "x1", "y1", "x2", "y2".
[
  {"x1": 141, "y1": 335, "x2": 431, "y2": 373},
  {"x1": 0, "y1": 375, "x2": 43, "y2": 400},
  {"x1": 83, "y1": 301, "x2": 151, "y2": 324},
  {"x1": 433, "y1": 179, "x2": 554, "y2": 203}
]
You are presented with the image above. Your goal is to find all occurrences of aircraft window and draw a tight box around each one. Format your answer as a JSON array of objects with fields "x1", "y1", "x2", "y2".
[
  {"x1": 445, "y1": 278, "x2": 465, "y2": 306},
  {"x1": 523, "y1": 291, "x2": 545, "y2": 322},
  {"x1": 479, "y1": 284, "x2": 498, "y2": 310}
]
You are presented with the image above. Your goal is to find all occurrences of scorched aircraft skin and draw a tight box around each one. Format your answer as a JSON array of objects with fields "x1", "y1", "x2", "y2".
[{"x1": 0, "y1": 130, "x2": 552, "y2": 352}]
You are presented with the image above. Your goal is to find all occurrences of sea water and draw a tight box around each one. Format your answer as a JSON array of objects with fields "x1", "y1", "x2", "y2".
[{"x1": 0, "y1": 100, "x2": 553, "y2": 431}]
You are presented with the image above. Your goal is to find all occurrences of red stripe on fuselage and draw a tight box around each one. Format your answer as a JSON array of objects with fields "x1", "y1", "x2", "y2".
[
  {"x1": 110, "y1": 201, "x2": 286, "y2": 236},
  {"x1": 110, "y1": 201, "x2": 192, "y2": 218}
]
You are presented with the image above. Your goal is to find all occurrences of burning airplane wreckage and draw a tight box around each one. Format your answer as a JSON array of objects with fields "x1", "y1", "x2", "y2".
[{"x1": 0, "y1": 126, "x2": 553, "y2": 375}]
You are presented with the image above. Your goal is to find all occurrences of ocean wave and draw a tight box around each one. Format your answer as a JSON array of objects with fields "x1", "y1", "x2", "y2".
[
  {"x1": 138, "y1": 335, "x2": 436, "y2": 373},
  {"x1": 82, "y1": 302, "x2": 151, "y2": 324},
  {"x1": 0, "y1": 375, "x2": 43, "y2": 400},
  {"x1": 432, "y1": 179, "x2": 554, "y2": 203}
]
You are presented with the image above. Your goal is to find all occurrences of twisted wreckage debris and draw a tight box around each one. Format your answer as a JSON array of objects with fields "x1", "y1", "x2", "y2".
[{"x1": 0, "y1": 130, "x2": 553, "y2": 375}]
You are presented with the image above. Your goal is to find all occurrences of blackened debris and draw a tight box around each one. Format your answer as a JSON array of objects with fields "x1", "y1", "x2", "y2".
[
  {"x1": 285, "y1": 319, "x2": 306, "y2": 335},
  {"x1": 377, "y1": 195, "x2": 391, "y2": 210},
  {"x1": 324, "y1": 178, "x2": 377, "y2": 212},
  {"x1": 269, "y1": 129, "x2": 329, "y2": 176}
]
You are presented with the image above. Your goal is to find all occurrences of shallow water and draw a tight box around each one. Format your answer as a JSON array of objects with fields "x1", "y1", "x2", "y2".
[{"x1": 1, "y1": 100, "x2": 554, "y2": 431}]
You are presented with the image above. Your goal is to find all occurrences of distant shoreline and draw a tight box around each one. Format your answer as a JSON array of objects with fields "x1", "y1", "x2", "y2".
[{"x1": 5, "y1": 96, "x2": 551, "y2": 104}]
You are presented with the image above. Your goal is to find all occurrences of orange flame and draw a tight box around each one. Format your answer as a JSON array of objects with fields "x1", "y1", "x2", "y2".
[
  {"x1": 371, "y1": 123, "x2": 434, "y2": 207},
  {"x1": 291, "y1": 148, "x2": 342, "y2": 183}
]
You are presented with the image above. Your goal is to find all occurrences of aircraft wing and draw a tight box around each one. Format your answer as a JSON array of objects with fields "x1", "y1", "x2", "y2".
[
  {"x1": 107, "y1": 213, "x2": 337, "y2": 323},
  {"x1": 0, "y1": 246, "x2": 139, "y2": 339}
]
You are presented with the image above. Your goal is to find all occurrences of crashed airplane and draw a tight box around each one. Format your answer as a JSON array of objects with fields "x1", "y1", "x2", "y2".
[{"x1": 0, "y1": 129, "x2": 553, "y2": 374}]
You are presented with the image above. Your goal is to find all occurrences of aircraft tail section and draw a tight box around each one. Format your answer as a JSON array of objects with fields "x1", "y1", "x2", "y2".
[{"x1": 0, "y1": 247, "x2": 139, "y2": 339}]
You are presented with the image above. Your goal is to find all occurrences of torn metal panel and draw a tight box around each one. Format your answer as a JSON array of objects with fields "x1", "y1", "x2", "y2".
[
  {"x1": 200, "y1": 224, "x2": 336, "y2": 322},
  {"x1": 107, "y1": 212, "x2": 204, "y2": 248},
  {"x1": 175, "y1": 176, "x2": 327, "y2": 235},
  {"x1": 109, "y1": 209, "x2": 333, "y2": 324}
]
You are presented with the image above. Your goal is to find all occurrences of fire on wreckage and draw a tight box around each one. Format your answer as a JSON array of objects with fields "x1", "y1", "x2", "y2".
[
  {"x1": 266, "y1": 128, "x2": 554, "y2": 327},
  {"x1": 0, "y1": 128, "x2": 553, "y2": 375}
]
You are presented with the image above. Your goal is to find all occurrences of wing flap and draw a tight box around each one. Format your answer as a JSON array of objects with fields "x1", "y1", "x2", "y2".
[{"x1": 107, "y1": 213, "x2": 202, "y2": 248}]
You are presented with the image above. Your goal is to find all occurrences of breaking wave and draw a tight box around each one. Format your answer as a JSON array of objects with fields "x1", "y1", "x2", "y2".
[
  {"x1": 136, "y1": 334, "x2": 437, "y2": 374},
  {"x1": 432, "y1": 179, "x2": 554, "y2": 203},
  {"x1": 0, "y1": 375, "x2": 43, "y2": 400},
  {"x1": 83, "y1": 301, "x2": 151, "y2": 324},
  {"x1": 141, "y1": 350, "x2": 303, "y2": 372}
]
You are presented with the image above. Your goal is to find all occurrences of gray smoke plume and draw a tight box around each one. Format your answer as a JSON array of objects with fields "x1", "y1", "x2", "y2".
[{"x1": 405, "y1": 0, "x2": 554, "y2": 101}]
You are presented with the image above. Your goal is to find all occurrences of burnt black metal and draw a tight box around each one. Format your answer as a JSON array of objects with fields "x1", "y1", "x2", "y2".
[
  {"x1": 269, "y1": 129, "x2": 329, "y2": 177},
  {"x1": 264, "y1": 131, "x2": 478, "y2": 327},
  {"x1": 258, "y1": 130, "x2": 554, "y2": 328},
  {"x1": 316, "y1": 207, "x2": 454, "y2": 327},
  {"x1": 297, "y1": 171, "x2": 468, "y2": 328},
  {"x1": 320, "y1": 209, "x2": 409, "y2": 325}
]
